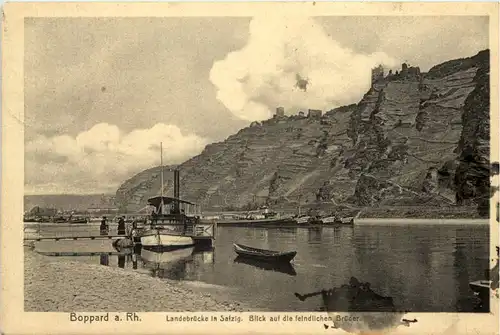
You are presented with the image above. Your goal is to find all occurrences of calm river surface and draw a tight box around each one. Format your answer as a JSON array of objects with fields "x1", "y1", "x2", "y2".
[{"x1": 28, "y1": 222, "x2": 490, "y2": 312}]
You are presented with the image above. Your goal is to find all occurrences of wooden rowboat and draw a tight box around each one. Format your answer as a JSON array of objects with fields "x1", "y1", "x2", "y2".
[
  {"x1": 233, "y1": 243, "x2": 296, "y2": 263},
  {"x1": 469, "y1": 280, "x2": 492, "y2": 305}
]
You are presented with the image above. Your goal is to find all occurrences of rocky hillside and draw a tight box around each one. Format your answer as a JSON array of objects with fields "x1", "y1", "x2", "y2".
[{"x1": 116, "y1": 50, "x2": 491, "y2": 217}]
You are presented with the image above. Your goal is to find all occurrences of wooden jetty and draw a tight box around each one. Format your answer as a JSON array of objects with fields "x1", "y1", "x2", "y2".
[
  {"x1": 36, "y1": 251, "x2": 130, "y2": 256},
  {"x1": 24, "y1": 235, "x2": 127, "y2": 242},
  {"x1": 24, "y1": 231, "x2": 213, "y2": 247}
]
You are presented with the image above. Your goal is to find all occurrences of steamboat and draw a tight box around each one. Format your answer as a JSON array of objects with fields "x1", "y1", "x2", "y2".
[{"x1": 133, "y1": 143, "x2": 215, "y2": 250}]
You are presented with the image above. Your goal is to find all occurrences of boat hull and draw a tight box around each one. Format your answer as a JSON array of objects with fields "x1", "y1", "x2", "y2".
[
  {"x1": 216, "y1": 218, "x2": 296, "y2": 227},
  {"x1": 469, "y1": 280, "x2": 491, "y2": 304},
  {"x1": 295, "y1": 218, "x2": 310, "y2": 225},
  {"x1": 140, "y1": 229, "x2": 194, "y2": 249},
  {"x1": 321, "y1": 217, "x2": 354, "y2": 225},
  {"x1": 233, "y1": 243, "x2": 296, "y2": 263}
]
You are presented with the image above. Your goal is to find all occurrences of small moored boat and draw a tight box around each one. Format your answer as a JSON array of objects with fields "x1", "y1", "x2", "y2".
[
  {"x1": 339, "y1": 216, "x2": 354, "y2": 224},
  {"x1": 233, "y1": 243, "x2": 296, "y2": 263},
  {"x1": 321, "y1": 216, "x2": 354, "y2": 225},
  {"x1": 215, "y1": 217, "x2": 296, "y2": 227},
  {"x1": 469, "y1": 280, "x2": 491, "y2": 304},
  {"x1": 468, "y1": 247, "x2": 498, "y2": 308},
  {"x1": 295, "y1": 216, "x2": 311, "y2": 225},
  {"x1": 68, "y1": 216, "x2": 89, "y2": 224}
]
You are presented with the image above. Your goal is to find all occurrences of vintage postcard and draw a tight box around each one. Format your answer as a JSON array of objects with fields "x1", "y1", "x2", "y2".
[{"x1": 1, "y1": 2, "x2": 499, "y2": 334}]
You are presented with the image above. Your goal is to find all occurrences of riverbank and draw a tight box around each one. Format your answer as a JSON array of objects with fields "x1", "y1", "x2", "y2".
[
  {"x1": 24, "y1": 248, "x2": 249, "y2": 312},
  {"x1": 204, "y1": 205, "x2": 487, "y2": 220},
  {"x1": 357, "y1": 206, "x2": 488, "y2": 219},
  {"x1": 24, "y1": 217, "x2": 491, "y2": 234},
  {"x1": 354, "y1": 218, "x2": 489, "y2": 225}
]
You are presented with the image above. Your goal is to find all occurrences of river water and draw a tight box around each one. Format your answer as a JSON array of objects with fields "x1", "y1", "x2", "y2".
[{"x1": 27, "y1": 222, "x2": 490, "y2": 312}]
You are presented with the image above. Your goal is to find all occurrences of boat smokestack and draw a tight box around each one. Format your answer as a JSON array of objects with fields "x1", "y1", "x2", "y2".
[{"x1": 174, "y1": 169, "x2": 180, "y2": 199}]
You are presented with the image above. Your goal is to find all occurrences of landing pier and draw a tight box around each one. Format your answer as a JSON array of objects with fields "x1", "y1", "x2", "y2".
[{"x1": 24, "y1": 219, "x2": 217, "y2": 249}]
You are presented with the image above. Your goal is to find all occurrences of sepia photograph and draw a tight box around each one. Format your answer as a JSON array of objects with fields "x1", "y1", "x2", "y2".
[{"x1": 2, "y1": 2, "x2": 499, "y2": 335}]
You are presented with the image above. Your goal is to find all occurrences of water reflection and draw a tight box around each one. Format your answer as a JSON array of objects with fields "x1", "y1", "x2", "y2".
[
  {"x1": 100, "y1": 254, "x2": 109, "y2": 266},
  {"x1": 192, "y1": 249, "x2": 215, "y2": 264},
  {"x1": 36, "y1": 244, "x2": 216, "y2": 281},
  {"x1": 139, "y1": 247, "x2": 216, "y2": 280},
  {"x1": 31, "y1": 224, "x2": 489, "y2": 312},
  {"x1": 118, "y1": 255, "x2": 125, "y2": 269},
  {"x1": 307, "y1": 227, "x2": 323, "y2": 243},
  {"x1": 233, "y1": 256, "x2": 297, "y2": 276},
  {"x1": 132, "y1": 253, "x2": 138, "y2": 270},
  {"x1": 330, "y1": 226, "x2": 341, "y2": 245},
  {"x1": 274, "y1": 228, "x2": 297, "y2": 236},
  {"x1": 141, "y1": 247, "x2": 194, "y2": 279}
]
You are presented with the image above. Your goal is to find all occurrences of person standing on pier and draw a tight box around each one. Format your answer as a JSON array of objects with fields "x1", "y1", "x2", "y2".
[
  {"x1": 118, "y1": 216, "x2": 126, "y2": 235},
  {"x1": 100, "y1": 216, "x2": 108, "y2": 236}
]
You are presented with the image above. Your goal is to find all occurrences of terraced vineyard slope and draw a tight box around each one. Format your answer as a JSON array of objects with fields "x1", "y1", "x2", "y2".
[{"x1": 116, "y1": 50, "x2": 491, "y2": 218}]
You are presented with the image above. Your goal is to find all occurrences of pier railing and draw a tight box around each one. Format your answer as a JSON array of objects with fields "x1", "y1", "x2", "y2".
[
  {"x1": 185, "y1": 221, "x2": 216, "y2": 239},
  {"x1": 23, "y1": 222, "x2": 129, "y2": 240}
]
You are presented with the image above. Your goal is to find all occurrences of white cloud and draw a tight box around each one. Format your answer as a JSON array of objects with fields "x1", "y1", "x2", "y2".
[
  {"x1": 209, "y1": 16, "x2": 398, "y2": 122},
  {"x1": 25, "y1": 123, "x2": 209, "y2": 194}
]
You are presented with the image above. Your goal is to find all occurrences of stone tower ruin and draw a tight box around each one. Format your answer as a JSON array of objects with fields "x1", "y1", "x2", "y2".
[{"x1": 371, "y1": 65, "x2": 384, "y2": 86}]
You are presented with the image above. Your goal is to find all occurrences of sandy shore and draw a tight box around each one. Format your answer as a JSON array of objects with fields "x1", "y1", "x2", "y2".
[{"x1": 24, "y1": 248, "x2": 248, "y2": 312}]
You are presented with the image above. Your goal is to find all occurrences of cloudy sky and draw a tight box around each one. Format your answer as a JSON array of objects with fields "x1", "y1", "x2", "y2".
[{"x1": 24, "y1": 16, "x2": 489, "y2": 195}]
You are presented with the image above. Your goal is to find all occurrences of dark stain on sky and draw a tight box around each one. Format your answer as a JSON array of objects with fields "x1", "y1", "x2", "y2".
[
  {"x1": 295, "y1": 74, "x2": 309, "y2": 92},
  {"x1": 295, "y1": 276, "x2": 409, "y2": 332}
]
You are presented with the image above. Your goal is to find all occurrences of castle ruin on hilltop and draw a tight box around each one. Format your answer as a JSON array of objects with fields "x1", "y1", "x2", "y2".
[
  {"x1": 269, "y1": 63, "x2": 422, "y2": 121},
  {"x1": 275, "y1": 107, "x2": 285, "y2": 117},
  {"x1": 371, "y1": 65, "x2": 385, "y2": 86},
  {"x1": 272, "y1": 106, "x2": 323, "y2": 120},
  {"x1": 271, "y1": 63, "x2": 424, "y2": 122},
  {"x1": 307, "y1": 109, "x2": 322, "y2": 118},
  {"x1": 371, "y1": 63, "x2": 422, "y2": 87}
]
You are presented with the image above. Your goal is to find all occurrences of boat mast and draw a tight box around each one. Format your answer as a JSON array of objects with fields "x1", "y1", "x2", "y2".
[
  {"x1": 160, "y1": 142, "x2": 164, "y2": 215},
  {"x1": 298, "y1": 193, "x2": 302, "y2": 216}
]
